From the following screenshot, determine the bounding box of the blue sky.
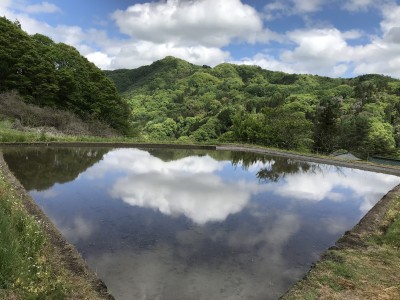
[1,0,399,78]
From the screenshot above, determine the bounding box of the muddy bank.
[0,152,114,300]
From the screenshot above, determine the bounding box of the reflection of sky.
[89,149,266,224]
[23,148,400,300]
[84,149,400,224]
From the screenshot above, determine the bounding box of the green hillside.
[106,56,400,157]
[0,17,130,134]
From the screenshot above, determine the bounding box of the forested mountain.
[105,56,400,157]
[0,17,130,134]
[1,14,399,158]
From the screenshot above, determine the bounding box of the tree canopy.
[0,17,130,134]
[106,56,400,157]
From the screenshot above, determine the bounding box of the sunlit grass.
[0,171,67,299]
[283,197,400,299]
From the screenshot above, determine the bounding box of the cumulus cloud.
[380,3,400,34]
[342,0,375,11]
[107,41,229,69]
[264,0,324,20]
[0,0,12,15]
[24,1,60,14]
[86,51,113,69]
[112,0,269,47]
[292,0,324,13]
[238,17,400,78]
[231,53,297,74]
[342,0,393,12]
[234,28,356,77]
[232,1,400,77]
[3,0,400,76]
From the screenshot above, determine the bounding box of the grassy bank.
[0,169,68,299]
[0,161,110,299]
[283,194,400,299]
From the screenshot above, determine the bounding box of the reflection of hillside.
[231,152,318,182]
[146,148,209,162]
[4,147,109,191]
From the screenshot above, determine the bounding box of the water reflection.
[93,149,266,224]
[88,212,302,300]
[3,147,108,191]
[3,147,400,300]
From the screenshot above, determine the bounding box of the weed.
[0,170,68,299]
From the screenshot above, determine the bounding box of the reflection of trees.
[4,147,109,191]
[256,159,318,182]
[231,151,320,182]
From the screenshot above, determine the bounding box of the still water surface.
[4,147,400,300]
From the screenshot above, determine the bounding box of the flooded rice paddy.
[4,147,399,300]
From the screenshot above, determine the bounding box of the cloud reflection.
[275,166,399,213]
[55,217,94,244]
[86,149,400,224]
[86,213,303,300]
[88,149,266,225]
[86,148,223,177]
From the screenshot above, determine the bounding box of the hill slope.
[106,56,400,157]
[0,17,130,134]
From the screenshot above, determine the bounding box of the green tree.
[313,96,343,153]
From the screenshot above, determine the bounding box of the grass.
[0,170,67,299]
[0,118,217,145]
[282,196,400,300]
[0,163,108,299]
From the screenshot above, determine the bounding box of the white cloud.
[342,0,375,11]
[231,53,297,74]
[2,0,400,76]
[237,28,355,77]
[380,3,400,34]
[108,41,229,70]
[24,1,60,14]
[292,0,323,13]
[112,0,269,47]
[0,0,12,15]
[86,51,113,69]
[283,28,351,64]
[264,0,324,20]
[240,20,400,78]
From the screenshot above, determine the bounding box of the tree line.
[106,57,400,158]
[0,17,130,134]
